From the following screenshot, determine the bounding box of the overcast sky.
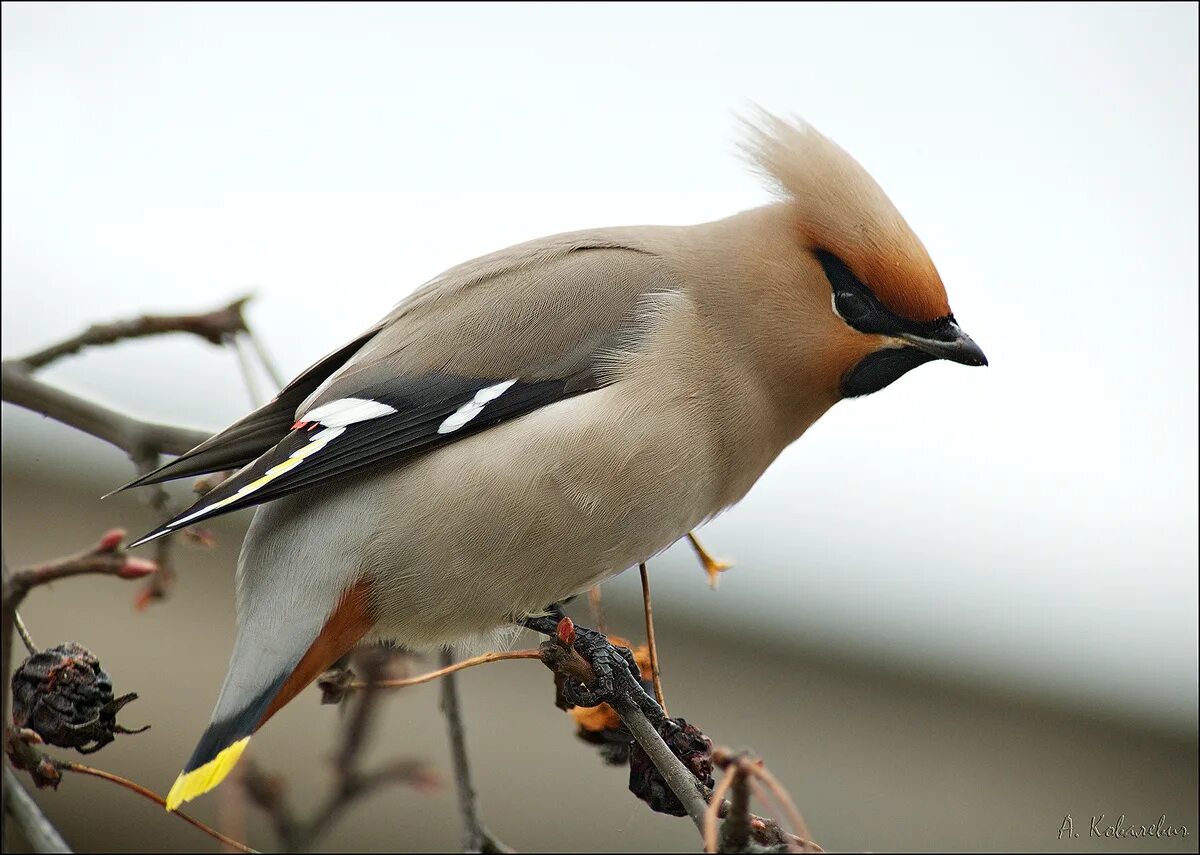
[3,2,1197,729]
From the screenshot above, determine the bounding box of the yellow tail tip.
[165,736,250,811]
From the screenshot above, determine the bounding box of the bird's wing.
[114,329,382,491]
[128,233,676,546]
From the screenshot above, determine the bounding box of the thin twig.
[13,611,37,655]
[720,763,753,853]
[244,326,286,390]
[639,563,668,716]
[746,778,791,846]
[439,649,484,853]
[229,335,263,407]
[62,761,257,853]
[218,765,248,855]
[14,297,251,371]
[244,651,437,852]
[702,765,738,854]
[348,650,541,691]
[587,585,607,635]
[130,450,181,607]
[746,762,811,843]
[2,530,157,606]
[3,764,71,853]
[1,532,156,765]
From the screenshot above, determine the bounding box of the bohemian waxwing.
[119,113,987,810]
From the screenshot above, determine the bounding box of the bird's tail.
[165,580,373,811]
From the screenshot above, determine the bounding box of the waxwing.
[117,113,986,809]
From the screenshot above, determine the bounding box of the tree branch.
[1,532,156,781]
[2,764,71,853]
[0,363,209,459]
[439,650,485,853]
[14,297,251,371]
[615,701,710,832]
[62,761,257,853]
[243,650,438,852]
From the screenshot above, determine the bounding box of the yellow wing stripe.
[165,736,250,811]
[170,429,344,529]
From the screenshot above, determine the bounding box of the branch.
[5,728,256,853]
[63,761,257,853]
[1,532,156,774]
[0,363,209,458]
[14,297,251,371]
[2,530,157,606]
[2,764,71,853]
[0,296,265,464]
[342,649,541,694]
[639,563,668,715]
[439,650,482,851]
[244,650,438,852]
[616,701,710,832]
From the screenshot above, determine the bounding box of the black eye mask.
[815,250,969,398]
[816,250,951,339]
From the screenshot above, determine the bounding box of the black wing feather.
[127,372,598,546]
[115,329,379,491]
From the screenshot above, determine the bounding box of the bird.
[118,113,987,811]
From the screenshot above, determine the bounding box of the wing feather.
[115,329,380,491]
[125,235,677,547]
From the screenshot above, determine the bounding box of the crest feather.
[739,109,951,323]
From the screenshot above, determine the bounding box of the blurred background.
[2,2,1196,852]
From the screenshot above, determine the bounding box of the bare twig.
[3,764,71,853]
[229,335,263,407]
[244,651,438,852]
[439,649,484,853]
[13,611,38,655]
[746,762,812,844]
[0,363,209,459]
[244,327,286,391]
[1,531,156,763]
[347,649,541,691]
[0,297,272,481]
[719,763,753,853]
[62,761,258,853]
[14,297,251,371]
[129,450,181,607]
[2,530,157,605]
[639,563,668,716]
[708,749,824,853]
[587,585,607,635]
[617,702,709,832]
[702,763,738,853]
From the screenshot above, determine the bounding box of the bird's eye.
[834,291,870,323]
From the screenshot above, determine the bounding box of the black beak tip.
[960,337,988,368]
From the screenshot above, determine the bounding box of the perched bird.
[121,114,986,810]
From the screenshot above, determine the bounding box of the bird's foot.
[521,609,664,724]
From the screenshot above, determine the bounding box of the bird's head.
[740,112,987,401]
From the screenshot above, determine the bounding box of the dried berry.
[629,717,715,816]
[10,642,148,753]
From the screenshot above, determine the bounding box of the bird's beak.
[900,320,988,367]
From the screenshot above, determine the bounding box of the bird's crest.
[740,109,951,323]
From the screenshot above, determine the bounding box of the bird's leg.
[686,531,732,589]
[521,606,665,724]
